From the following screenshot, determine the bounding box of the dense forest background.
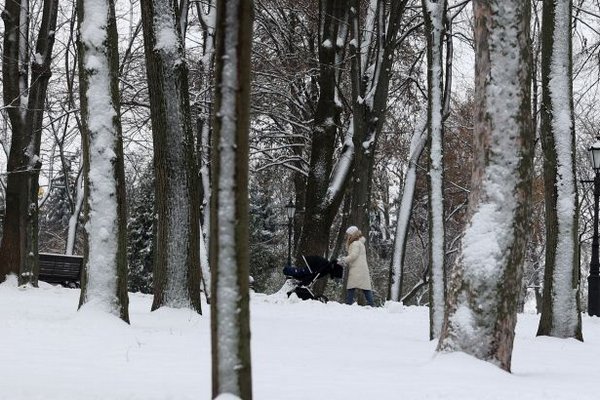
[1,0,599,308]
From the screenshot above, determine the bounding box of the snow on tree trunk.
[537,0,582,340]
[296,0,348,259]
[76,0,129,322]
[199,221,211,298]
[210,0,253,398]
[389,118,426,301]
[437,0,533,372]
[196,0,217,300]
[348,0,406,236]
[140,0,202,313]
[423,0,447,340]
[0,0,58,285]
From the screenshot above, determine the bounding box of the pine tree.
[127,166,155,294]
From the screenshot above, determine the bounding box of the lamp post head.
[285,199,296,220]
[590,136,600,173]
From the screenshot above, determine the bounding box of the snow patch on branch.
[153,6,181,56]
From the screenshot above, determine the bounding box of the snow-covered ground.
[1,276,597,400]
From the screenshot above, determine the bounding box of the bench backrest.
[39,253,83,284]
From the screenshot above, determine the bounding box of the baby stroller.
[283,255,344,303]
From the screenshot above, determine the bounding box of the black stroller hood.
[283,255,343,280]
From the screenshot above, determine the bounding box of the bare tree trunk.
[437,0,533,372]
[196,0,217,299]
[65,170,84,255]
[423,0,447,340]
[296,0,348,258]
[537,0,582,340]
[348,0,407,235]
[140,0,202,313]
[0,0,58,285]
[76,0,129,322]
[389,119,426,301]
[210,1,254,398]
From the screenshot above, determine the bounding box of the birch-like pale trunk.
[210,1,254,398]
[389,119,426,301]
[140,0,202,313]
[76,0,129,322]
[196,0,216,299]
[437,0,532,372]
[536,0,582,340]
[423,0,447,340]
[66,170,84,256]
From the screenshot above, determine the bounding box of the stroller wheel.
[317,295,328,303]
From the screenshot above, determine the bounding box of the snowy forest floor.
[0,277,597,400]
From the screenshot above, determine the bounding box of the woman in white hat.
[341,226,374,306]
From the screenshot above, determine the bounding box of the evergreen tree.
[127,166,155,294]
[248,180,282,293]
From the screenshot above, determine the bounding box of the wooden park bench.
[39,253,83,288]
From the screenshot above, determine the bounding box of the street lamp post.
[589,138,600,316]
[285,199,296,267]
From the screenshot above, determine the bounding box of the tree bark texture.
[0,0,58,285]
[296,0,347,259]
[437,0,533,372]
[140,0,202,313]
[196,0,217,300]
[76,0,130,322]
[388,122,426,301]
[348,0,407,236]
[210,1,254,398]
[537,0,582,340]
[422,0,447,340]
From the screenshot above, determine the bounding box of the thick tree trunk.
[210,1,254,398]
[537,0,582,340]
[437,0,533,372]
[76,0,129,322]
[348,0,407,236]
[423,0,447,340]
[296,0,347,258]
[140,0,202,313]
[0,0,58,285]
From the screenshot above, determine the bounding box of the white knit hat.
[345,225,359,235]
